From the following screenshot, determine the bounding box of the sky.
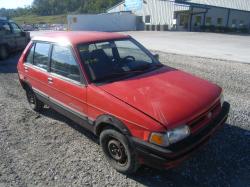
[0,0,33,9]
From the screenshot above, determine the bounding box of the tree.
[0,0,122,18]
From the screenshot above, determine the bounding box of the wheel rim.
[107,139,128,166]
[27,91,36,108]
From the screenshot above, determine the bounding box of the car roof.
[32,31,130,46]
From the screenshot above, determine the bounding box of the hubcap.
[107,139,127,165]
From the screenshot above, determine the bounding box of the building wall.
[190,7,250,28]
[181,0,250,12]
[191,7,228,27]
[229,9,250,28]
[67,12,137,32]
[107,0,250,30]
[108,0,189,28]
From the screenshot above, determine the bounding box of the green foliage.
[0,0,122,18]
[200,25,250,33]
[13,14,67,24]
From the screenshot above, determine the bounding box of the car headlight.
[149,125,190,147]
[220,93,224,107]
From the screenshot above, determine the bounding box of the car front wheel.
[25,88,44,112]
[100,129,140,174]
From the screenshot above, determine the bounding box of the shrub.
[239,27,249,33]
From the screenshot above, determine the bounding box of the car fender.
[94,114,131,136]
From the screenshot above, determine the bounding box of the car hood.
[99,66,221,129]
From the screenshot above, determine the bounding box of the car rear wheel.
[100,129,140,174]
[0,45,8,60]
[25,88,44,112]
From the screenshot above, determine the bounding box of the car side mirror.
[153,54,159,61]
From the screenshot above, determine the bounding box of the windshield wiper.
[94,64,164,84]
[133,63,163,72]
[94,70,143,83]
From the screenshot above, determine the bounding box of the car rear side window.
[33,42,50,70]
[51,45,81,82]
[25,44,35,64]
[10,23,22,34]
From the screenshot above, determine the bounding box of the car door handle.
[48,77,53,83]
[24,66,29,72]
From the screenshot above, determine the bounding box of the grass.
[12,14,67,25]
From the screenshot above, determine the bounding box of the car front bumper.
[131,102,230,169]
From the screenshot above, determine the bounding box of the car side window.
[25,44,35,64]
[0,22,11,35]
[51,45,81,82]
[33,42,50,70]
[10,23,22,34]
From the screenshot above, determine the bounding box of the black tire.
[0,45,9,60]
[100,129,140,174]
[25,87,44,112]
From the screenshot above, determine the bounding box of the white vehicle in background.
[67,12,137,32]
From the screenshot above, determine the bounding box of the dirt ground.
[0,52,249,187]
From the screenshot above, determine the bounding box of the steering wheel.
[122,56,136,62]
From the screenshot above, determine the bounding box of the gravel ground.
[0,52,249,187]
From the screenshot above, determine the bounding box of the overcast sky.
[0,0,33,9]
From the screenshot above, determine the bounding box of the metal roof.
[107,1,125,12]
[109,0,250,12]
[175,0,250,12]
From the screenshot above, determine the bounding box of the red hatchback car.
[17,32,230,174]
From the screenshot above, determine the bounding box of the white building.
[107,0,250,31]
[67,12,137,32]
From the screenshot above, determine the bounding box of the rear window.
[33,42,50,70]
[25,44,35,64]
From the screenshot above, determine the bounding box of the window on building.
[145,15,151,24]
[194,16,202,26]
[206,17,212,26]
[180,14,189,28]
[232,19,237,28]
[217,18,223,26]
[239,20,244,27]
[51,45,81,82]
[33,42,50,70]
[73,17,77,23]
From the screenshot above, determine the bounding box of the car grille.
[188,101,221,133]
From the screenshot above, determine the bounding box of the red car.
[17,32,230,174]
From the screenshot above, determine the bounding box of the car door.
[0,22,16,50]
[23,42,51,99]
[47,44,88,127]
[9,22,26,49]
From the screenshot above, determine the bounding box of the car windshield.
[78,38,162,83]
